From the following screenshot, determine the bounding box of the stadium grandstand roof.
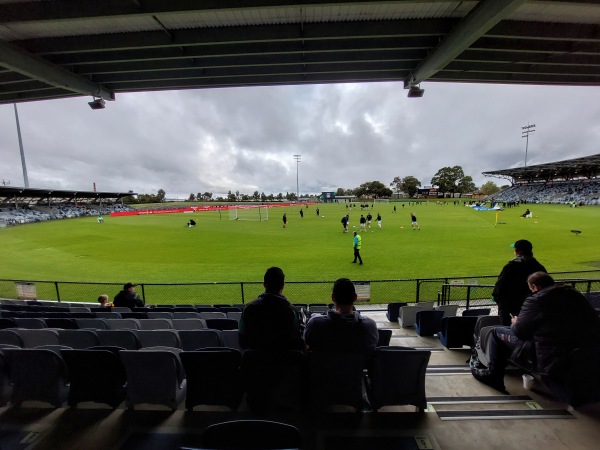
[0,186,136,206]
[482,153,600,183]
[1,0,600,106]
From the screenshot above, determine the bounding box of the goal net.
[228,205,269,221]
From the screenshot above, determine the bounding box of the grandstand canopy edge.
[0,187,136,207]
[1,1,600,105]
[482,154,600,184]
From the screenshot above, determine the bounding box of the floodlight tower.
[13,104,29,188]
[521,123,536,167]
[293,154,301,200]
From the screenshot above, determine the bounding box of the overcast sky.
[1,81,599,199]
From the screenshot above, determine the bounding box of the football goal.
[228,205,269,221]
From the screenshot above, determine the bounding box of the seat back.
[308,351,366,412]
[205,318,238,331]
[120,312,148,319]
[134,330,181,348]
[199,312,227,320]
[368,347,430,411]
[45,318,79,329]
[13,329,60,347]
[0,318,17,329]
[96,330,141,350]
[399,306,424,328]
[178,329,222,351]
[386,302,407,322]
[415,310,445,336]
[376,329,392,347]
[474,316,503,342]
[462,308,491,317]
[180,349,243,411]
[241,350,307,412]
[138,318,172,330]
[0,330,24,347]
[438,316,478,348]
[435,304,459,317]
[417,301,435,310]
[75,318,109,330]
[0,351,12,406]
[220,330,243,353]
[4,348,69,407]
[12,318,47,329]
[202,420,302,450]
[94,312,122,319]
[61,348,127,408]
[226,311,242,323]
[57,329,100,349]
[172,312,200,319]
[172,319,206,330]
[147,312,173,320]
[120,349,187,410]
[105,319,140,330]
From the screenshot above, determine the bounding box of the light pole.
[521,123,535,167]
[293,154,301,200]
[14,104,29,188]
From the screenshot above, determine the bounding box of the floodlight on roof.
[407,84,425,98]
[88,97,106,110]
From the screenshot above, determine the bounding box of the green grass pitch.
[1,202,599,287]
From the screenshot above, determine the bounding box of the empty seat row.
[0,310,241,322]
[0,346,430,413]
[0,317,243,331]
[0,328,240,352]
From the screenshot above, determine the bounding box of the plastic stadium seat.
[57,329,100,349]
[4,348,70,407]
[368,347,430,412]
[205,318,238,331]
[386,302,408,322]
[462,308,491,317]
[96,330,141,350]
[438,316,479,349]
[415,310,445,336]
[180,348,243,411]
[120,349,187,411]
[12,329,60,347]
[134,330,181,348]
[241,350,307,412]
[435,304,459,317]
[308,351,366,412]
[61,348,127,408]
[179,329,222,351]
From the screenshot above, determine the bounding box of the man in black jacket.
[473,272,600,393]
[113,282,145,309]
[238,267,303,351]
[492,239,547,325]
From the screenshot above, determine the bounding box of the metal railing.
[1,270,598,308]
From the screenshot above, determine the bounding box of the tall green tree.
[336,187,346,196]
[457,176,477,194]
[401,176,421,197]
[187,193,196,201]
[431,166,473,194]
[480,181,500,195]
[390,176,402,195]
[354,181,393,198]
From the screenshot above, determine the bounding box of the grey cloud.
[2,82,600,198]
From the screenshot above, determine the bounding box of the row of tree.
[128,165,504,203]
